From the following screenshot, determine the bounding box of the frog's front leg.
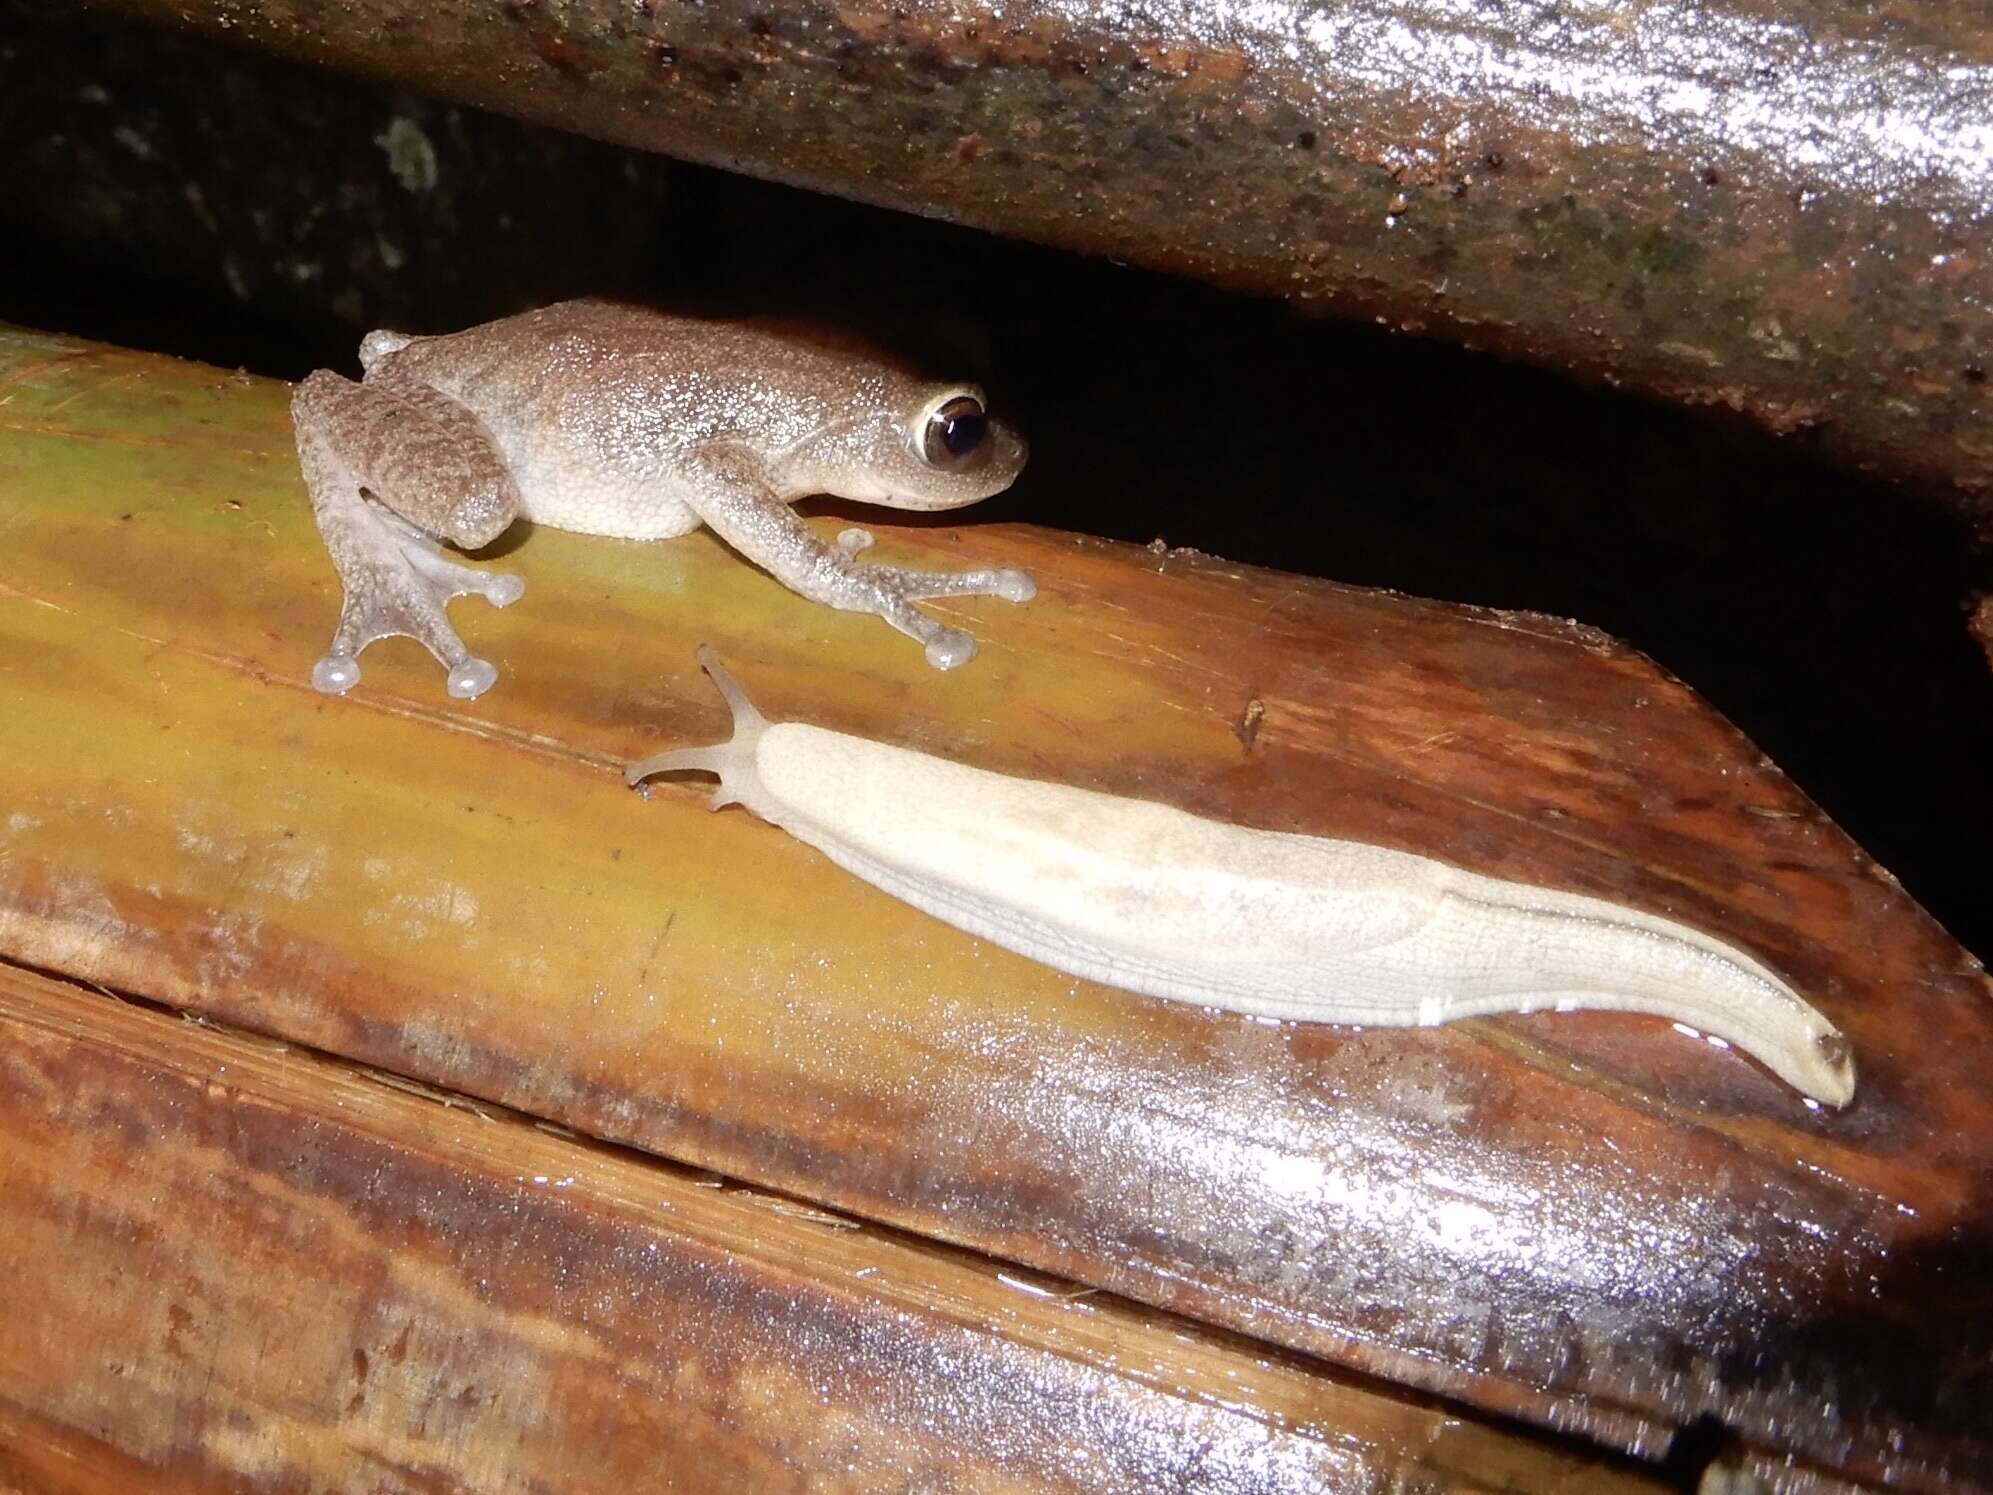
[291,371,525,700]
[682,445,1035,670]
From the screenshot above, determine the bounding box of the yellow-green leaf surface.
[2,325,1988,1487]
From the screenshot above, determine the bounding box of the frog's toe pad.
[447,658,499,699]
[992,570,1035,603]
[484,573,526,608]
[836,527,876,556]
[313,653,362,695]
[924,630,976,671]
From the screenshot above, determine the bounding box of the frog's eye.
[918,395,988,468]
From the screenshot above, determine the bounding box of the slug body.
[628,651,1855,1107]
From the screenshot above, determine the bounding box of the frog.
[290,299,1035,700]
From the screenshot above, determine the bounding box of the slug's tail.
[625,646,771,811]
[1418,878,1856,1107]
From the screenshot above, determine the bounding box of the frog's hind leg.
[292,370,524,700]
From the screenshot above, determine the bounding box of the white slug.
[627,649,1855,1107]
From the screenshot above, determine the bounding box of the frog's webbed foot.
[834,523,1033,666]
[312,508,524,699]
[837,556,1036,669]
[293,371,523,700]
[683,449,1033,671]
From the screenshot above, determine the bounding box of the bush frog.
[291,299,1034,699]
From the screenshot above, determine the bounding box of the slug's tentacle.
[624,646,770,811]
[626,653,1856,1107]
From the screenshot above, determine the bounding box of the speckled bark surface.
[66,0,1993,511]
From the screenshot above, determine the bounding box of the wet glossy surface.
[1109,0,1992,209]
[2,331,1989,1487]
[83,0,1993,508]
[4,965,1668,1492]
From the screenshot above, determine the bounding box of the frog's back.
[361,301,919,541]
[382,301,712,411]
[389,300,911,412]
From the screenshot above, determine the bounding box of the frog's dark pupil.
[943,411,985,455]
[929,397,986,461]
